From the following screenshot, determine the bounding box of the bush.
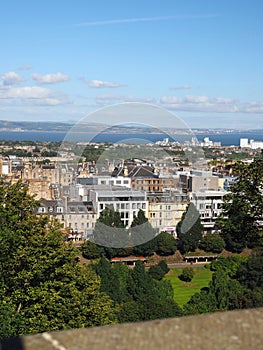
[179,267,194,282]
[199,234,226,253]
[158,260,170,274]
[148,265,166,280]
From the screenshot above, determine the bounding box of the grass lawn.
[164,266,213,307]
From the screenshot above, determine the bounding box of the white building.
[240,138,249,148]
[89,188,148,228]
[240,138,263,149]
[190,190,227,233]
[76,175,131,188]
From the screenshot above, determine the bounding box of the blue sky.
[0,0,263,129]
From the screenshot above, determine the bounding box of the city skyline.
[0,0,263,130]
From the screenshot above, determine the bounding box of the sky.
[0,0,263,130]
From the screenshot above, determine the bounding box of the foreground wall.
[1,308,263,350]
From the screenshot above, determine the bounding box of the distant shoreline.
[0,130,262,146]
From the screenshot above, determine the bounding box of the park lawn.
[164,266,213,307]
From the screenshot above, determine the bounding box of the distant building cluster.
[240,138,263,149]
[0,143,233,240]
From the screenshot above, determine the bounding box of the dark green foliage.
[93,207,130,249]
[199,234,226,253]
[133,236,157,256]
[236,254,263,290]
[131,209,148,227]
[130,210,156,252]
[183,288,217,315]
[127,261,156,302]
[210,256,246,277]
[0,181,116,338]
[217,159,263,252]
[94,259,182,323]
[209,269,229,310]
[184,254,263,316]
[81,240,105,259]
[176,203,203,254]
[95,257,128,304]
[148,265,166,280]
[155,232,177,256]
[158,260,170,274]
[179,267,194,282]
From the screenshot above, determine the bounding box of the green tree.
[199,234,226,253]
[158,260,170,274]
[93,206,130,249]
[216,159,263,252]
[176,203,203,254]
[183,287,217,315]
[156,232,177,256]
[0,181,116,338]
[130,209,156,253]
[81,240,105,260]
[127,261,156,302]
[148,265,166,280]
[179,267,194,282]
[236,254,263,291]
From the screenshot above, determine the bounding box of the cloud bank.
[31,72,69,84]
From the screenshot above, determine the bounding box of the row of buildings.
[1,154,231,239]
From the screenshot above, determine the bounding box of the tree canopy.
[216,159,263,252]
[0,180,116,338]
[176,203,203,254]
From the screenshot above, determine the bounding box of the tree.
[176,203,203,254]
[236,254,263,291]
[199,234,226,253]
[158,260,170,274]
[156,232,177,256]
[148,265,166,280]
[216,159,263,252]
[0,181,116,338]
[81,240,105,260]
[179,267,194,282]
[130,209,156,253]
[183,288,217,315]
[93,206,130,249]
[127,261,156,302]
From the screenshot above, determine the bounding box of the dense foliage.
[94,258,182,323]
[83,208,177,259]
[176,203,203,254]
[0,181,116,338]
[217,159,263,252]
[179,267,195,282]
[184,253,263,315]
[199,234,226,253]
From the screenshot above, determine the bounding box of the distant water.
[0,130,262,146]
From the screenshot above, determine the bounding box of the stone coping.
[1,308,262,350]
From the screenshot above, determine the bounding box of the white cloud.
[1,71,25,85]
[159,95,263,113]
[88,79,126,88]
[31,72,69,84]
[18,65,33,71]
[0,86,69,106]
[170,85,191,91]
[95,94,156,105]
[77,14,219,27]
